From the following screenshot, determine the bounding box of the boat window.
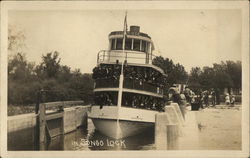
[133,39,140,51]
[125,38,132,50]
[146,42,149,53]
[116,38,123,50]
[111,38,151,53]
[141,40,147,52]
[111,39,116,50]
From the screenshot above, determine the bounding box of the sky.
[8,9,242,73]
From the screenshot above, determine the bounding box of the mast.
[116,11,127,138]
[117,11,127,109]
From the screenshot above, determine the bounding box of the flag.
[122,11,127,50]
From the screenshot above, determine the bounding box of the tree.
[69,72,94,104]
[188,67,202,92]
[198,66,215,89]
[8,25,26,57]
[172,63,188,84]
[8,51,95,106]
[188,60,241,94]
[8,53,41,105]
[224,61,241,89]
[152,56,174,74]
[39,51,61,78]
[213,62,233,89]
[152,56,188,87]
[8,53,35,82]
[57,65,72,83]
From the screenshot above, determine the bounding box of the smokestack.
[130,26,140,34]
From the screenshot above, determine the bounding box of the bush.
[8,52,94,107]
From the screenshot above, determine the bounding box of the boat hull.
[88,106,158,139]
[91,118,154,139]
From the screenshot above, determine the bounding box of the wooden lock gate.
[38,101,84,143]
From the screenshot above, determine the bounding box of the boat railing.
[123,77,163,95]
[94,77,163,95]
[97,50,157,65]
[95,78,119,88]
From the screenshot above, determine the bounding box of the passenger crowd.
[169,86,237,109]
[92,64,168,111]
[92,64,167,88]
[122,92,165,111]
[92,64,121,80]
[94,92,118,107]
[93,91,165,111]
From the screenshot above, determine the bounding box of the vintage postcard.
[0,1,249,158]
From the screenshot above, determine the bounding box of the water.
[8,119,155,151]
[8,106,242,151]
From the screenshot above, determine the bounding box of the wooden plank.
[38,101,86,143]
[46,117,64,137]
[61,111,64,135]
[39,103,46,143]
[42,101,84,108]
[46,112,64,120]
[45,122,52,140]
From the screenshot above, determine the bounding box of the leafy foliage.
[152,56,188,88]
[8,52,94,105]
[188,61,241,93]
[152,56,241,95]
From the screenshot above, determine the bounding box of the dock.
[155,103,200,150]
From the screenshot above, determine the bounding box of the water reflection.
[8,119,155,150]
[55,119,155,150]
[88,129,155,150]
[51,120,155,150]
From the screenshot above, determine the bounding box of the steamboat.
[88,17,168,139]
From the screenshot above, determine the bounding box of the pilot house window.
[141,40,147,52]
[116,38,123,50]
[125,38,132,50]
[133,39,140,51]
[111,39,116,50]
[110,38,150,53]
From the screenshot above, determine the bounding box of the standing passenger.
[225,93,230,105]
[230,95,235,106]
[204,91,209,107]
[211,89,216,106]
[184,87,191,103]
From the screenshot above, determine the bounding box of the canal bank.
[7,104,241,150]
[8,105,90,150]
[154,104,242,150]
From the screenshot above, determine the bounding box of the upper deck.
[92,25,167,110]
[98,26,156,66]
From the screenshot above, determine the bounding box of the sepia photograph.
[0,1,249,158]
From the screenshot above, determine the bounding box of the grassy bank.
[8,104,35,116]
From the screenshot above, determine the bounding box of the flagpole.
[117,11,127,109]
[123,11,127,61]
[116,11,127,139]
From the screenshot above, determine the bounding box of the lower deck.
[88,106,159,123]
[88,106,158,139]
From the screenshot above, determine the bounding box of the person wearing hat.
[169,87,186,119]
[225,93,230,105]
[184,87,191,103]
[230,95,235,106]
